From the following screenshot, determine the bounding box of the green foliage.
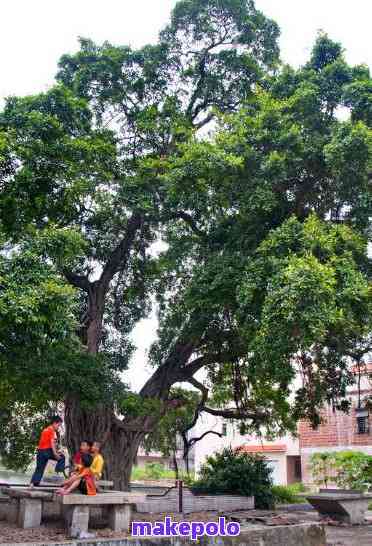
[308,31,343,71]
[0,246,78,405]
[310,450,372,492]
[143,463,166,480]
[0,2,370,475]
[309,452,337,488]
[333,451,372,492]
[271,483,307,504]
[237,214,371,427]
[151,30,371,440]
[143,388,200,460]
[131,464,178,481]
[193,447,274,509]
[0,405,50,471]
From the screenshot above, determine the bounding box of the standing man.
[30,415,66,486]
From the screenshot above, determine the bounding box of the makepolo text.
[131,516,240,541]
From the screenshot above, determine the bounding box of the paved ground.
[327,524,372,546]
[278,508,372,546]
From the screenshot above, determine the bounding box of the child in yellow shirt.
[90,441,104,480]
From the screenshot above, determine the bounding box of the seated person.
[72,441,92,473]
[57,453,96,496]
[90,441,104,480]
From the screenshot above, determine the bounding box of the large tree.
[0,3,370,491]
[0,0,280,488]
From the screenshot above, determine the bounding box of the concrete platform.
[57,492,146,537]
[306,492,372,524]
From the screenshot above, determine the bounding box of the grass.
[131,463,193,481]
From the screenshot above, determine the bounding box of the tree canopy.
[0,0,370,486]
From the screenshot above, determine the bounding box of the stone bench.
[2,486,145,536]
[34,479,114,488]
[57,491,146,538]
[4,488,54,528]
[306,491,372,524]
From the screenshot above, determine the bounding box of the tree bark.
[63,238,206,490]
[64,397,146,490]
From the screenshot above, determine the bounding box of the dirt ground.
[0,510,372,545]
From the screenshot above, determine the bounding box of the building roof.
[236,444,287,454]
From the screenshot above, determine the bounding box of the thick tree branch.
[180,376,210,466]
[183,377,209,432]
[140,341,196,398]
[186,57,207,120]
[99,212,143,295]
[175,349,242,383]
[168,211,206,237]
[175,356,210,382]
[194,113,215,130]
[188,429,223,447]
[63,270,91,292]
[203,406,268,422]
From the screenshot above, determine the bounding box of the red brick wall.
[299,401,372,449]
[299,398,372,484]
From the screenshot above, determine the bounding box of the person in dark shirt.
[72,440,92,473]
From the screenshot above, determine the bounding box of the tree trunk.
[64,285,156,490]
[64,397,145,490]
[62,214,160,490]
[102,428,145,491]
[63,272,195,490]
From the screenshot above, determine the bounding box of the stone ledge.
[0,522,326,546]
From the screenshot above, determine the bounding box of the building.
[299,361,372,484]
[193,360,372,486]
[192,412,302,485]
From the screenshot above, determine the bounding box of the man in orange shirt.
[30,416,65,486]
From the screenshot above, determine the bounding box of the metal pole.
[178,479,183,513]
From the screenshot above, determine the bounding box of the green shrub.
[333,451,372,492]
[309,450,372,492]
[272,483,307,504]
[309,452,336,488]
[131,464,175,481]
[192,447,274,509]
[144,462,165,479]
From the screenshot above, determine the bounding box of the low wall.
[130,484,169,495]
[0,523,326,546]
[0,496,8,521]
[136,486,254,513]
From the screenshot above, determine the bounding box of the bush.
[309,450,372,492]
[272,483,307,504]
[131,464,176,481]
[144,462,165,479]
[333,451,372,492]
[192,447,274,509]
[309,452,336,488]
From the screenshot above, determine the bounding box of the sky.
[1,0,371,390]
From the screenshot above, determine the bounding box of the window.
[357,416,369,434]
[294,458,302,480]
[356,407,369,434]
[222,422,227,436]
